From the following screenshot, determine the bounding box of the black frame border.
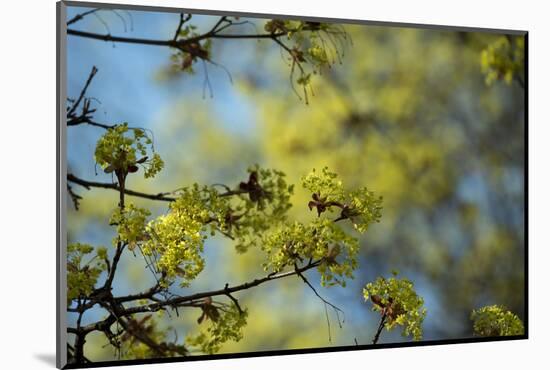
[57,1,529,369]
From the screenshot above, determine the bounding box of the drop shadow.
[34,353,56,367]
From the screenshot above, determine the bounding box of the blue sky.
[66,7,258,178]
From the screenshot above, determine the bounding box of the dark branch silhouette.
[372,312,387,345]
[68,258,323,362]
[67,28,286,47]
[66,66,116,130]
[67,9,101,26]
[68,173,177,202]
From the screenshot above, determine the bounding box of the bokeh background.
[66,6,525,361]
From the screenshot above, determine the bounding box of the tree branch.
[67,242,322,362]
[67,9,101,26]
[294,265,344,317]
[294,264,344,342]
[67,28,177,47]
[103,172,127,292]
[115,316,170,356]
[66,66,117,131]
[173,13,191,41]
[67,343,91,364]
[67,184,82,210]
[114,284,163,303]
[67,66,97,118]
[67,27,285,47]
[72,299,87,363]
[372,312,387,345]
[67,173,254,203]
[114,260,322,315]
[67,173,177,202]
[67,116,114,129]
[224,283,244,314]
[68,314,117,336]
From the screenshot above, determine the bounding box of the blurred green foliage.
[481,36,525,86]
[471,305,524,336]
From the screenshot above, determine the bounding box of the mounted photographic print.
[56,1,527,368]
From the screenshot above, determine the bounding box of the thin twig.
[67,184,82,210]
[67,9,100,26]
[67,66,98,117]
[372,312,387,345]
[173,13,191,41]
[224,283,244,314]
[294,264,345,342]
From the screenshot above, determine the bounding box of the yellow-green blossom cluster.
[302,167,383,232]
[103,166,295,287]
[481,36,524,86]
[186,303,248,354]
[262,218,359,287]
[242,165,294,214]
[471,305,524,337]
[363,272,427,341]
[227,165,294,252]
[94,123,164,178]
[110,203,151,249]
[143,187,214,287]
[348,187,383,232]
[302,166,345,202]
[67,243,107,304]
[144,153,164,178]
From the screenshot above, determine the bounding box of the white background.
[0,0,546,368]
